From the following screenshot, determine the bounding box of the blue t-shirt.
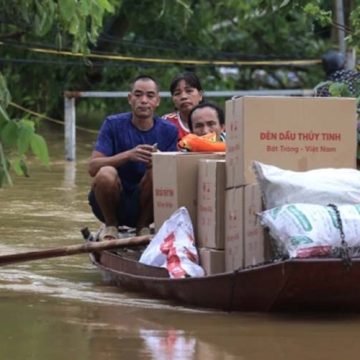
[95,112,178,192]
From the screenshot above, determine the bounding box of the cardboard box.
[243,183,265,267]
[153,152,224,236]
[197,159,226,249]
[199,248,225,275]
[225,187,244,271]
[226,96,357,187]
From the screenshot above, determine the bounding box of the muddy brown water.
[1,128,360,360]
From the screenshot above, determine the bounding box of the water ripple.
[0,268,209,313]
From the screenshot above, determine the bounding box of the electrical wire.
[9,101,99,134]
[0,41,321,67]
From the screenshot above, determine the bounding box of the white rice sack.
[259,203,360,258]
[252,161,360,210]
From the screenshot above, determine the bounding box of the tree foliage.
[0,0,119,186]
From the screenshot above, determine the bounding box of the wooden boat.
[90,247,360,312]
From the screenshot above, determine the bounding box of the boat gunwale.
[92,250,360,282]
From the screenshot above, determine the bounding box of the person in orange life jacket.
[162,72,204,139]
[88,75,178,240]
[188,102,226,142]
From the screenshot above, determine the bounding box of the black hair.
[169,72,203,95]
[188,102,225,132]
[322,50,345,76]
[130,75,159,91]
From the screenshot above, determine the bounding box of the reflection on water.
[63,160,77,188]
[140,329,196,360]
[2,127,360,359]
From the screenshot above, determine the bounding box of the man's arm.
[88,145,156,177]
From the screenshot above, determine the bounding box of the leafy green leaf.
[303,3,332,26]
[10,159,22,176]
[69,16,80,35]
[0,104,11,123]
[353,79,360,97]
[59,0,76,20]
[97,0,115,13]
[20,2,31,23]
[79,0,91,16]
[1,121,19,147]
[329,82,352,97]
[0,107,9,130]
[30,133,50,166]
[10,157,30,177]
[17,120,35,155]
[20,159,30,177]
[34,0,55,36]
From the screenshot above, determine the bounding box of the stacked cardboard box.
[197,159,226,275]
[153,152,226,276]
[152,152,224,238]
[224,96,357,271]
[196,160,265,274]
[152,96,357,275]
[223,184,265,271]
[197,159,226,249]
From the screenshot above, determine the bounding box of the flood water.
[1,126,360,360]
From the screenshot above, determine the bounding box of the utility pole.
[335,0,346,55]
[335,0,355,69]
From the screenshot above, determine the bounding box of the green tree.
[0,0,120,186]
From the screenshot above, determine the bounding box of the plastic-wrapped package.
[259,203,360,258]
[139,207,204,278]
[253,161,360,210]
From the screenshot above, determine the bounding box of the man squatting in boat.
[88,75,178,241]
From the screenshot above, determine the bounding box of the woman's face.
[171,80,203,116]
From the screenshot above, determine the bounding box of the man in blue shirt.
[88,75,178,240]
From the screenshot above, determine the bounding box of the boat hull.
[91,251,360,312]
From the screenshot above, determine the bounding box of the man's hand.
[88,144,159,177]
[128,144,157,164]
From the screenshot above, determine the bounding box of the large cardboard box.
[199,248,225,275]
[225,184,266,271]
[153,152,224,236]
[225,187,244,271]
[226,96,357,187]
[197,159,226,249]
[243,183,265,267]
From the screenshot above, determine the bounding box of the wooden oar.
[0,234,151,266]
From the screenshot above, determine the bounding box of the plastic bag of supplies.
[252,161,360,210]
[139,207,205,278]
[259,203,360,258]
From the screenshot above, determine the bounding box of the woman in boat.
[162,72,204,139]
